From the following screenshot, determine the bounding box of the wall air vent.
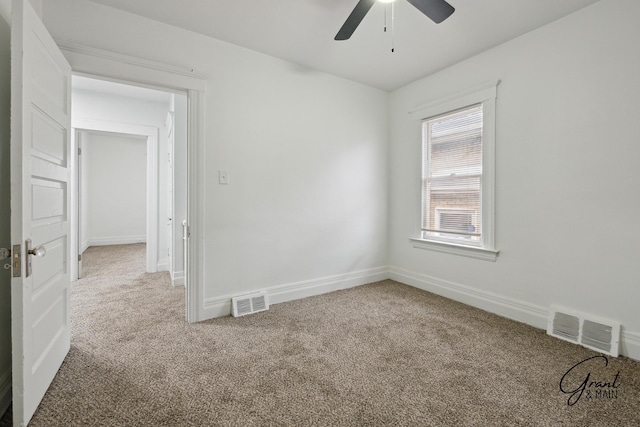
[231,292,269,317]
[551,311,580,342]
[547,306,620,357]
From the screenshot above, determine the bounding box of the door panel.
[10,0,72,425]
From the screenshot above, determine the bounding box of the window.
[410,81,499,261]
[422,104,483,244]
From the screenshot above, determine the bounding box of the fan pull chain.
[383,3,395,53]
[391,1,395,53]
[384,5,388,33]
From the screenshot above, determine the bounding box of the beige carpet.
[5,244,640,426]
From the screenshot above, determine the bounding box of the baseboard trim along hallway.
[202,266,390,319]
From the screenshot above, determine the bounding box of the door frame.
[57,41,207,323]
[73,125,159,276]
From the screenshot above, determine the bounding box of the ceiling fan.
[335,0,455,41]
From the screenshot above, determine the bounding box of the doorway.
[57,41,207,325]
[76,130,148,277]
[70,76,189,289]
[6,8,206,423]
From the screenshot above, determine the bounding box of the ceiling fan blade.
[335,0,377,41]
[407,0,455,24]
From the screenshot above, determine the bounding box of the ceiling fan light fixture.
[335,0,454,41]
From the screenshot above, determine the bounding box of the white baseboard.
[389,266,549,330]
[87,235,146,247]
[0,368,11,418]
[156,259,169,272]
[201,266,390,320]
[621,331,640,361]
[195,263,640,361]
[80,239,89,254]
[171,271,185,287]
[390,266,640,361]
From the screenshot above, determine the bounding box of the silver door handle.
[28,245,46,257]
[25,239,47,277]
[25,239,46,257]
[25,239,45,278]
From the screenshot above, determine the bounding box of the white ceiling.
[86,0,601,92]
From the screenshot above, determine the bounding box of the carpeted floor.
[3,243,640,426]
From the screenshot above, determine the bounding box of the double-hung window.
[411,82,499,261]
[422,104,483,244]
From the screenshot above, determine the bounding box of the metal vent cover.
[582,319,614,353]
[552,311,580,342]
[547,306,620,357]
[231,292,269,317]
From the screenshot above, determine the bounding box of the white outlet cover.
[219,170,229,184]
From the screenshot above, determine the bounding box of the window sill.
[410,238,499,262]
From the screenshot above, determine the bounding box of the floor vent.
[231,292,269,317]
[547,306,620,357]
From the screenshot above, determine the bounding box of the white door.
[10,1,72,425]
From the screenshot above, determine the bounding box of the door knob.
[25,239,46,278]
[28,245,46,257]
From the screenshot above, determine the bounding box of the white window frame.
[409,80,500,261]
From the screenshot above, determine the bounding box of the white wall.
[81,131,147,248]
[389,0,640,358]
[0,10,11,416]
[0,2,9,26]
[72,89,172,269]
[43,0,390,314]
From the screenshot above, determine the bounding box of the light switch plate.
[219,170,230,185]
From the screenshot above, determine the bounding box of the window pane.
[429,136,482,177]
[422,104,483,244]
